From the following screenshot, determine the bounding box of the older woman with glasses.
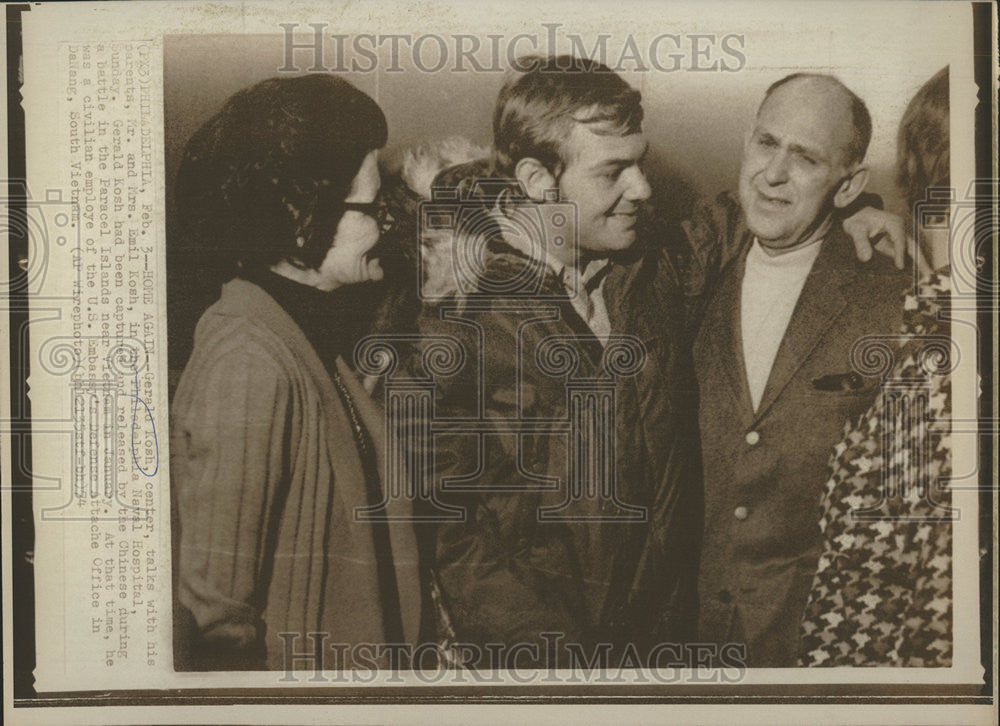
[170,74,421,671]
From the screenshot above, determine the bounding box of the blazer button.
[717,589,733,604]
[734,506,749,521]
[745,431,760,445]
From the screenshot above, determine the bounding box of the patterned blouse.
[799,271,953,667]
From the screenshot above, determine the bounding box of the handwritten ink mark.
[122,371,159,477]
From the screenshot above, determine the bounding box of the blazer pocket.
[801,385,878,410]
[811,372,866,392]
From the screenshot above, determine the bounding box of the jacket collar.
[752,226,857,420]
[489,201,612,303]
[713,247,756,428]
[710,224,861,425]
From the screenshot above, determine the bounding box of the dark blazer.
[692,225,908,667]
[418,236,702,668]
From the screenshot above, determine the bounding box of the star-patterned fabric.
[799,271,953,667]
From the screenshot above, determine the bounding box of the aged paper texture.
[2,1,996,724]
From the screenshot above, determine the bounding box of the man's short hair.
[761,72,872,167]
[491,55,643,178]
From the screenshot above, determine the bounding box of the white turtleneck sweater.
[740,237,824,411]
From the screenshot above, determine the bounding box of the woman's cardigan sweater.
[171,278,421,670]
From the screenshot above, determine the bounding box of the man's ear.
[514,157,558,201]
[832,165,870,209]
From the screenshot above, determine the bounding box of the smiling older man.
[693,73,911,667]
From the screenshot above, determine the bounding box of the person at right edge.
[693,73,911,667]
[799,67,954,667]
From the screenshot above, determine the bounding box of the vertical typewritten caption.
[60,41,161,669]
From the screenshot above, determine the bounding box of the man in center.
[418,57,702,669]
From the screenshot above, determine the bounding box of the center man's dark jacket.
[416,216,703,669]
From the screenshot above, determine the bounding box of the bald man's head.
[759,73,872,166]
[739,73,873,251]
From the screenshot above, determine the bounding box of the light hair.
[897,67,949,211]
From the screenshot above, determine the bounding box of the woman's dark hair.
[897,67,949,211]
[175,74,388,276]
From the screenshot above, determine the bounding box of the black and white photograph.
[1,1,996,724]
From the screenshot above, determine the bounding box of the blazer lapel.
[752,230,854,420]
[713,250,756,427]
